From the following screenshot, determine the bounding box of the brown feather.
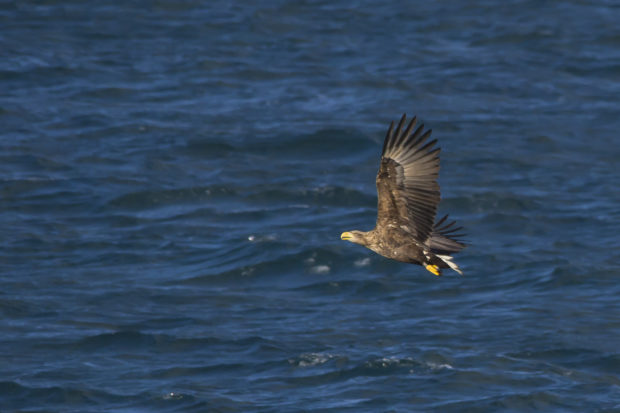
[376,115,440,243]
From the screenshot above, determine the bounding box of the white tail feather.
[436,254,463,275]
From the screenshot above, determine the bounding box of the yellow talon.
[425,264,441,276]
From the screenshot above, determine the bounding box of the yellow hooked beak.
[340,232,353,241]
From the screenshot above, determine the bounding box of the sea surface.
[2,1,620,412]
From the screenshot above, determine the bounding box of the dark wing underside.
[430,214,466,254]
[376,114,440,243]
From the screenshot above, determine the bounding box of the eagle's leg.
[425,264,441,276]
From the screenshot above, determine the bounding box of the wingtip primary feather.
[390,114,407,151]
[381,120,394,156]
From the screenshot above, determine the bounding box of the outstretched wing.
[375,114,440,243]
[429,214,466,254]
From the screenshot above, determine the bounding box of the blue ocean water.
[2,0,620,411]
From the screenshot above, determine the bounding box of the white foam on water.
[310,265,330,274]
[354,257,371,267]
[289,352,337,367]
[426,361,454,370]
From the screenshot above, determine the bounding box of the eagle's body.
[354,228,429,264]
[341,114,465,276]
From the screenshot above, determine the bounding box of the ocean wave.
[284,353,456,388]
[74,331,282,354]
[288,352,345,368]
[0,381,132,410]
